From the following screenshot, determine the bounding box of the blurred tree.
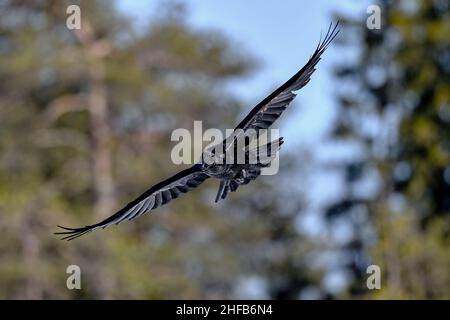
[328,0,450,298]
[0,0,322,299]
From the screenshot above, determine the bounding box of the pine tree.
[0,0,322,298]
[328,0,450,298]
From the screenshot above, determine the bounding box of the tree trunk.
[73,22,115,218]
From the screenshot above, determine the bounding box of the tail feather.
[215,180,227,203]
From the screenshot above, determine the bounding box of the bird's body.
[56,23,339,240]
[202,135,284,201]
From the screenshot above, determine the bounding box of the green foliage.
[332,0,450,298]
[2,0,447,300]
[0,0,313,299]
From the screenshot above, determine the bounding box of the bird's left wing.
[233,22,339,135]
[55,164,209,240]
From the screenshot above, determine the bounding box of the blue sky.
[115,0,372,221]
[116,0,370,146]
[115,0,373,296]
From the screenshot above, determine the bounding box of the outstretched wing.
[56,164,209,240]
[235,22,339,134]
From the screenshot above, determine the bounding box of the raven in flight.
[56,22,339,240]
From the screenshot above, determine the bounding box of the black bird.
[56,23,339,240]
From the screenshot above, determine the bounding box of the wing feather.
[235,22,339,134]
[55,164,209,240]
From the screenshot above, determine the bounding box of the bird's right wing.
[55,164,209,240]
